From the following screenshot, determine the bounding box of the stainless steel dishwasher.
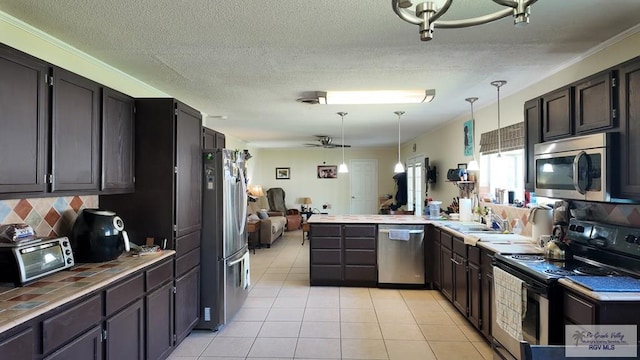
[377,224,425,285]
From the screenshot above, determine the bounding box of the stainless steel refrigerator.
[197,149,250,331]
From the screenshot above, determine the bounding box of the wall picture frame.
[463,119,474,156]
[275,167,290,179]
[317,165,338,179]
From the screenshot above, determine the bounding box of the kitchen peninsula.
[0,251,175,360]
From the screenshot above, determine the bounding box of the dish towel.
[388,229,411,241]
[463,234,481,246]
[493,266,527,341]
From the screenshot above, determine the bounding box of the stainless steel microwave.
[534,133,612,202]
[0,237,75,285]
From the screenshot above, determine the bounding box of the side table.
[301,222,310,245]
[247,220,261,253]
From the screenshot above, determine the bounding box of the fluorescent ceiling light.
[317,89,435,105]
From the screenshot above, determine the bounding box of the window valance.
[479,122,524,155]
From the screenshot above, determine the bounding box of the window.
[479,149,524,203]
[406,155,423,212]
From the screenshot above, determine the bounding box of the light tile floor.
[169,230,494,360]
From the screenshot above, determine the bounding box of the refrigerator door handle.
[237,164,248,235]
[228,256,244,267]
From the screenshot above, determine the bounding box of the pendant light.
[465,97,480,171]
[491,80,507,158]
[394,111,405,173]
[337,112,349,173]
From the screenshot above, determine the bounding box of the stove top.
[495,219,640,286]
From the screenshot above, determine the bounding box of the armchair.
[266,187,302,231]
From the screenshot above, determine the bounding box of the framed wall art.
[275,167,290,179]
[317,165,337,179]
[463,119,474,156]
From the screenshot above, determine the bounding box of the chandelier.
[392,0,537,41]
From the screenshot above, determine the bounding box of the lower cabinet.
[452,237,468,316]
[467,246,481,329]
[45,325,103,360]
[0,328,34,360]
[175,265,200,344]
[480,249,495,340]
[310,224,377,286]
[0,256,176,360]
[105,299,144,360]
[440,245,454,301]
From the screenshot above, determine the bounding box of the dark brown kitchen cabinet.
[467,246,481,329]
[105,299,144,360]
[480,248,494,340]
[617,57,640,199]
[45,325,103,360]
[574,70,616,134]
[0,328,34,360]
[101,87,135,194]
[147,281,174,360]
[343,225,377,285]
[440,234,454,302]
[51,67,100,193]
[203,127,226,149]
[523,98,541,192]
[310,224,343,285]
[542,87,573,141]
[452,237,468,316]
[175,265,200,344]
[0,45,49,196]
[427,225,441,289]
[43,294,103,354]
[100,98,202,344]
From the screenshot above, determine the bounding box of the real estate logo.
[566,325,637,357]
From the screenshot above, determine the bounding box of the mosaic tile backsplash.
[0,196,98,238]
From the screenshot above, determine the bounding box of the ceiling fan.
[304,135,351,149]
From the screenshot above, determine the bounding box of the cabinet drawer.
[344,266,377,282]
[564,291,596,324]
[344,225,376,237]
[146,259,174,291]
[441,231,453,249]
[311,249,341,265]
[106,273,144,316]
[176,247,200,277]
[345,237,376,249]
[43,294,102,354]
[0,328,34,360]
[344,249,376,265]
[311,265,341,281]
[310,237,341,249]
[453,237,466,256]
[468,246,480,265]
[175,231,200,256]
[311,224,341,237]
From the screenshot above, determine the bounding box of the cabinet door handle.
[451,257,462,265]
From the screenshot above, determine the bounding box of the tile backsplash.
[0,196,98,238]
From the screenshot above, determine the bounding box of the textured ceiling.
[2,0,640,148]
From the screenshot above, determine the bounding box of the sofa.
[248,202,286,247]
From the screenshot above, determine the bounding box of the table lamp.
[248,185,264,202]
[303,197,313,211]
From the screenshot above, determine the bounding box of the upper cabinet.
[523,98,541,192]
[203,127,225,149]
[574,70,616,134]
[50,67,100,193]
[0,44,135,199]
[0,46,49,195]
[617,58,640,198]
[542,87,573,141]
[101,88,135,193]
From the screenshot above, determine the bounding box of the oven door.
[492,265,549,360]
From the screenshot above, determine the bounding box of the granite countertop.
[0,250,175,334]
[558,278,640,302]
[307,214,431,224]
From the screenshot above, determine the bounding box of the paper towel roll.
[460,198,472,222]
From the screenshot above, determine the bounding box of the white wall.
[403,30,640,206]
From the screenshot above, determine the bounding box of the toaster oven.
[0,237,75,285]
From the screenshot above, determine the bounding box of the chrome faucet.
[490,213,510,233]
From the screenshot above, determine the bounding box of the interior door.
[349,159,378,214]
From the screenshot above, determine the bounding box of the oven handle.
[523,281,547,296]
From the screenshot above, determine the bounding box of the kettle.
[71,209,130,262]
[528,205,553,242]
[544,237,572,261]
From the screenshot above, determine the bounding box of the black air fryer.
[71,209,130,262]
